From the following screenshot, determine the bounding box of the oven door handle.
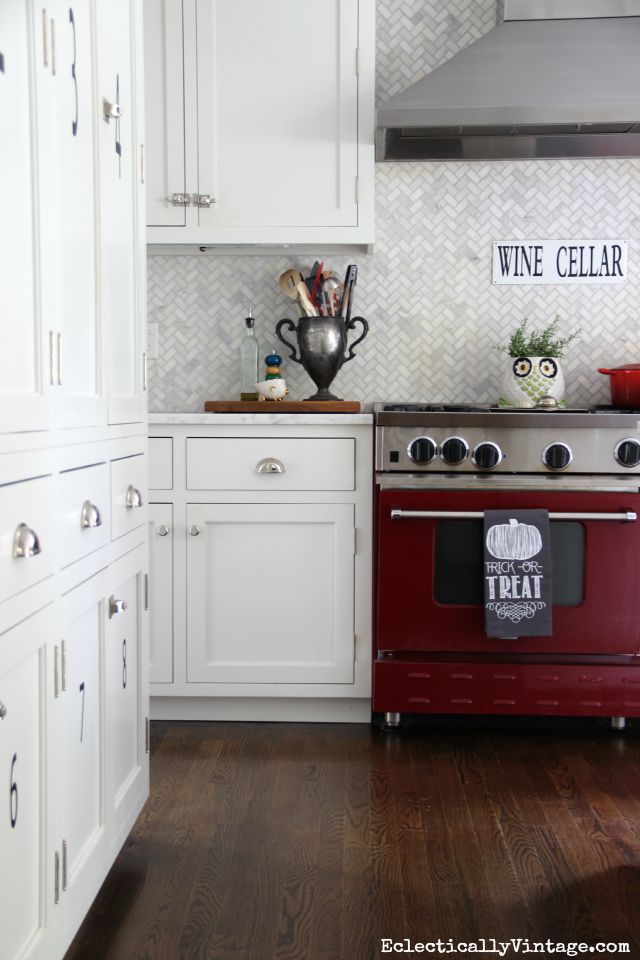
[390,509,637,522]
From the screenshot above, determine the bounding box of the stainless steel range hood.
[376,0,640,161]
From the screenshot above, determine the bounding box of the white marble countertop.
[148,412,374,425]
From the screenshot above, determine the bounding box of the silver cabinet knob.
[125,484,143,509]
[80,500,103,529]
[12,523,41,559]
[189,525,201,536]
[108,595,127,618]
[102,98,122,122]
[157,525,170,537]
[255,458,285,475]
[0,701,7,720]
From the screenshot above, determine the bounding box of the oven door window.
[434,520,584,606]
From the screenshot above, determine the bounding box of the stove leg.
[611,716,627,731]
[383,711,402,729]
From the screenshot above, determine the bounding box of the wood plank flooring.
[64,718,640,960]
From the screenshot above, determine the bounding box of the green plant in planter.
[498,316,580,358]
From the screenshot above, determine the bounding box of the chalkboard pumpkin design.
[486,518,542,560]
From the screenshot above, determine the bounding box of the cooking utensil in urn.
[598,364,640,407]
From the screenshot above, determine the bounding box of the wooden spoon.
[297,281,317,317]
[278,268,304,299]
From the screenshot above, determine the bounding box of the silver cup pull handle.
[125,484,143,509]
[80,500,103,529]
[108,596,127,618]
[157,525,170,537]
[256,458,286,475]
[12,523,41,559]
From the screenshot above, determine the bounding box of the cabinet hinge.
[352,527,357,556]
[50,17,56,76]
[61,639,67,692]
[54,645,60,698]
[42,10,49,68]
[61,839,68,892]
[54,851,60,904]
[140,144,145,185]
[355,47,360,76]
[49,330,56,386]
[142,352,148,391]
[355,176,360,204]
[57,332,63,385]
[144,573,149,611]
[145,716,150,754]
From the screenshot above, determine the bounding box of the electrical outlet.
[147,323,159,360]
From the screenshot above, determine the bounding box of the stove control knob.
[408,436,438,464]
[441,436,469,465]
[543,442,572,471]
[472,441,503,470]
[615,438,640,468]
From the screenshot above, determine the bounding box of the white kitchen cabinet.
[149,504,174,683]
[187,502,355,684]
[96,0,146,424]
[149,416,373,721]
[0,607,55,960]
[0,3,51,434]
[144,0,375,245]
[36,0,104,430]
[104,546,149,853]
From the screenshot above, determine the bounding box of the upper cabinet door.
[196,0,358,230]
[0,3,51,434]
[95,0,145,424]
[143,0,186,227]
[145,0,374,244]
[36,0,105,429]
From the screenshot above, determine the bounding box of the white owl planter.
[499,356,565,408]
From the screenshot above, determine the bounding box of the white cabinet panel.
[0,3,50,433]
[143,0,186,226]
[196,0,358,229]
[110,453,147,541]
[36,0,103,429]
[96,0,144,424]
[0,607,54,960]
[187,502,355,683]
[59,463,110,567]
[149,504,173,682]
[0,475,56,606]
[186,437,355,491]
[149,437,173,489]
[104,549,148,845]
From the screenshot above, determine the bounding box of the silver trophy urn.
[275,315,369,401]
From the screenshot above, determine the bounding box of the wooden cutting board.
[204,400,361,413]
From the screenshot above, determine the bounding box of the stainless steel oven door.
[375,475,640,657]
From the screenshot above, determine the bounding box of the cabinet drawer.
[186,437,355,491]
[149,437,173,490]
[110,454,147,540]
[0,474,56,605]
[60,462,110,567]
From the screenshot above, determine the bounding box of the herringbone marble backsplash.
[148,0,640,412]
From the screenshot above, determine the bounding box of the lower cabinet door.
[0,607,56,960]
[186,503,355,684]
[56,572,108,947]
[104,546,149,850]
[148,503,173,683]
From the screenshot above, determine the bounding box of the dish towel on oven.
[483,509,552,638]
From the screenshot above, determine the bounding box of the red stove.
[373,403,640,729]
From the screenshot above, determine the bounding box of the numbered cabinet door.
[36,0,104,429]
[57,574,107,942]
[104,548,149,847]
[195,0,359,230]
[0,607,55,960]
[143,0,186,227]
[149,504,173,683]
[186,503,355,684]
[0,3,51,433]
[95,0,145,425]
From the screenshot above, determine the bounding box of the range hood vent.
[376,0,640,161]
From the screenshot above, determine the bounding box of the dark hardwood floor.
[64,718,640,960]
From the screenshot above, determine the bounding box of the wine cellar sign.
[492,239,628,285]
[483,510,552,638]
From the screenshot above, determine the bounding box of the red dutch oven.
[598,364,640,407]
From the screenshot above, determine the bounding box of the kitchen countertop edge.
[148,412,374,425]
